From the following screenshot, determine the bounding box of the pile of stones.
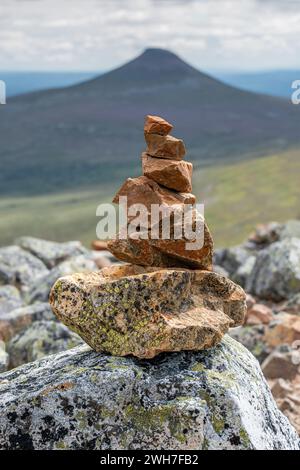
[50,116,246,359]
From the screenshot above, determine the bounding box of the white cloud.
[0,0,299,71]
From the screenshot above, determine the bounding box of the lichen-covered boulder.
[246,238,300,301]
[7,320,84,369]
[0,336,298,450]
[0,302,54,342]
[27,255,98,303]
[0,246,48,291]
[0,285,23,315]
[50,265,246,358]
[15,237,88,269]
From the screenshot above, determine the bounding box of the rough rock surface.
[0,303,55,342]
[0,285,23,315]
[262,348,299,381]
[145,134,185,160]
[246,238,300,301]
[214,246,255,285]
[108,209,214,270]
[142,153,193,192]
[245,303,273,325]
[15,237,88,269]
[50,264,246,359]
[229,325,270,363]
[7,320,83,369]
[27,255,98,303]
[264,313,300,348]
[113,176,196,213]
[0,336,298,450]
[144,115,173,136]
[0,246,48,291]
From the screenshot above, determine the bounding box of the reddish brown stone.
[245,303,273,325]
[91,240,108,251]
[142,153,192,192]
[144,115,173,136]
[112,176,195,211]
[264,313,300,347]
[145,134,186,160]
[107,208,213,270]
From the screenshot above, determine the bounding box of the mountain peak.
[141,48,181,59]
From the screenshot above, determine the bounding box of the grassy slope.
[194,148,300,246]
[0,148,299,248]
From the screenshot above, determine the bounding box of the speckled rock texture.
[0,285,23,315]
[246,238,300,301]
[0,246,48,292]
[0,302,55,342]
[27,255,98,304]
[0,335,298,450]
[15,237,88,269]
[7,320,84,369]
[50,264,246,359]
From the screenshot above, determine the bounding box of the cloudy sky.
[0,0,299,72]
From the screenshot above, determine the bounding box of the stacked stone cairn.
[50,115,246,359]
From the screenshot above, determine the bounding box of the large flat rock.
[50,265,246,358]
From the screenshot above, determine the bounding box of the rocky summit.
[50,115,246,358]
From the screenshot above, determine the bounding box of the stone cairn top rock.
[50,115,246,358]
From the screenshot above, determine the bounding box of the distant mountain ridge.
[217,69,300,98]
[0,71,97,97]
[0,48,299,197]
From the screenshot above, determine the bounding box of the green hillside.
[0,49,299,198]
[1,148,299,248]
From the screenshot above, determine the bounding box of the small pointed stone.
[144,115,173,136]
[145,134,186,160]
[142,153,192,192]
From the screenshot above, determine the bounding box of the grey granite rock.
[0,303,54,342]
[0,246,48,291]
[0,286,23,315]
[229,325,270,363]
[233,255,256,287]
[7,320,84,368]
[15,237,88,269]
[0,336,298,450]
[246,238,300,301]
[213,246,254,279]
[278,220,300,241]
[27,255,98,303]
